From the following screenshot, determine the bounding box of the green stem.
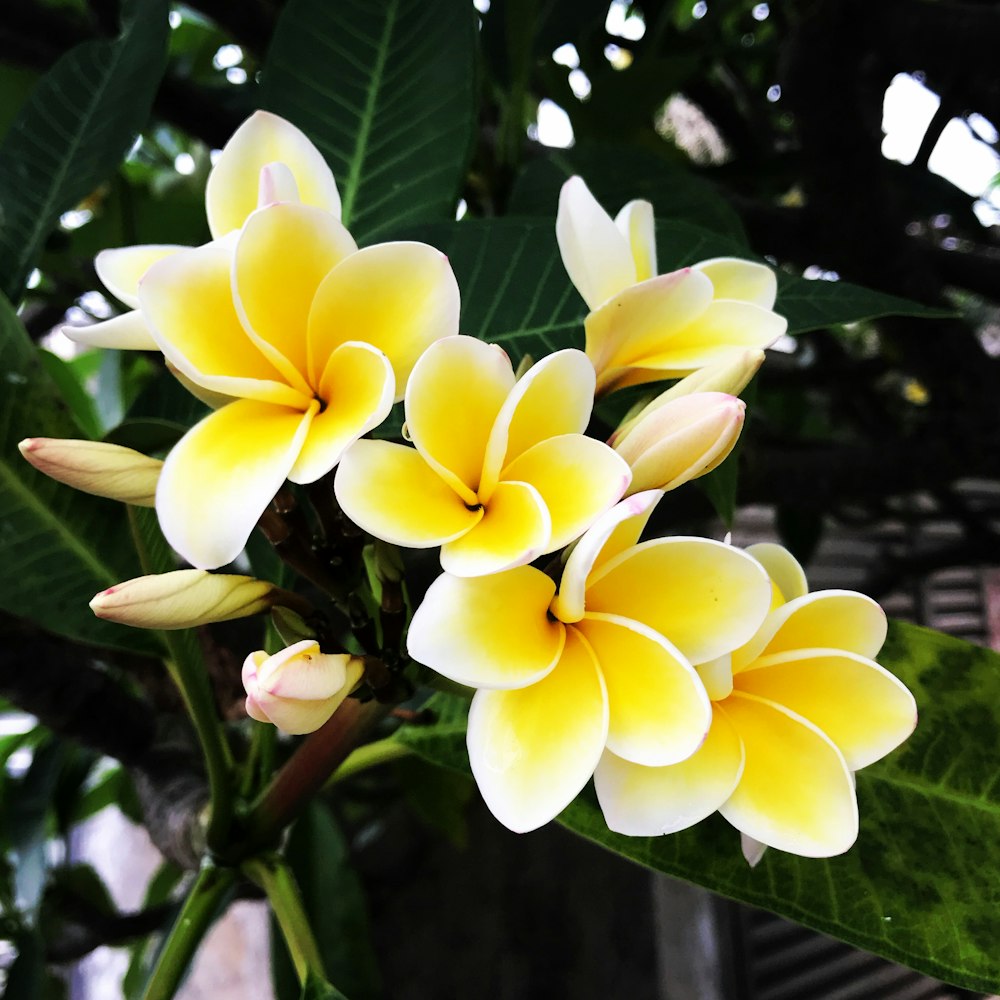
[141,863,237,1000]
[128,507,235,851]
[244,856,323,986]
[327,737,413,786]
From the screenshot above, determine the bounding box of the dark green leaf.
[68,765,142,826]
[272,802,381,1000]
[37,351,102,440]
[699,376,757,527]
[4,929,67,1000]
[261,0,476,242]
[397,623,1000,993]
[0,293,158,656]
[395,755,473,848]
[0,0,169,300]
[299,971,350,1000]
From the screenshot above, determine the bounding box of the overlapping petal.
[96,244,184,308]
[576,613,711,766]
[288,343,394,484]
[692,258,778,308]
[157,398,317,569]
[614,199,656,282]
[733,650,917,769]
[595,706,744,835]
[206,110,341,238]
[440,480,550,577]
[718,692,858,857]
[407,567,565,689]
[586,538,772,665]
[745,542,808,605]
[335,440,482,548]
[63,311,158,350]
[467,627,608,833]
[307,242,459,396]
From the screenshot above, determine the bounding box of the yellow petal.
[594,705,744,835]
[733,649,916,770]
[404,336,514,503]
[157,399,316,569]
[139,241,308,408]
[467,627,608,832]
[96,244,183,308]
[307,242,459,396]
[334,440,481,548]
[576,613,710,766]
[693,257,778,308]
[552,490,663,624]
[407,568,565,689]
[734,590,888,671]
[234,202,357,390]
[205,110,340,238]
[62,311,158,350]
[440,480,551,577]
[499,434,631,552]
[718,692,858,858]
[480,348,596,499]
[614,199,657,283]
[745,542,808,604]
[556,176,636,310]
[586,537,772,665]
[585,269,715,390]
[288,342,394,484]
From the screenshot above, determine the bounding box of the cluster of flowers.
[21,112,916,861]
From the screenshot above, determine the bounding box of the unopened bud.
[613,392,745,494]
[19,438,162,506]
[242,639,364,735]
[91,569,277,629]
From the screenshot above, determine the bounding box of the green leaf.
[272,802,381,1000]
[261,0,476,242]
[397,623,1000,993]
[508,144,747,240]
[299,971,350,1000]
[0,293,157,656]
[37,351,102,440]
[0,0,169,301]
[69,765,142,826]
[698,376,758,527]
[395,755,473,848]
[4,929,67,1000]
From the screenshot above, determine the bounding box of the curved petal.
[467,627,608,832]
[404,336,514,503]
[733,590,888,671]
[480,349,596,499]
[62,311,158,351]
[440,480,551,577]
[552,490,663,624]
[258,641,348,699]
[693,258,778,308]
[585,269,714,388]
[614,199,657,283]
[157,398,316,569]
[718,692,859,858]
[577,613,710,766]
[234,202,357,390]
[140,241,308,407]
[288,342,394,484]
[257,162,300,207]
[252,692,345,736]
[594,705,744,835]
[556,176,636,310]
[307,242,459,396]
[586,537,772,665]
[167,362,238,410]
[206,110,340,238]
[499,434,631,553]
[96,244,184,308]
[605,300,787,391]
[407,568,565,689]
[334,440,481,548]
[733,649,917,770]
[745,542,808,605]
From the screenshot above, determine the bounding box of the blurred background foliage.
[1,0,1000,997]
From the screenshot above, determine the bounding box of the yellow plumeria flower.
[556,176,787,394]
[139,201,459,570]
[594,543,918,858]
[335,336,632,577]
[67,111,340,351]
[406,491,773,832]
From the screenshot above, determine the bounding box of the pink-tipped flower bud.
[90,569,277,630]
[242,640,363,735]
[613,391,745,494]
[19,437,162,506]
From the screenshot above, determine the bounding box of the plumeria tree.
[1,1,999,998]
